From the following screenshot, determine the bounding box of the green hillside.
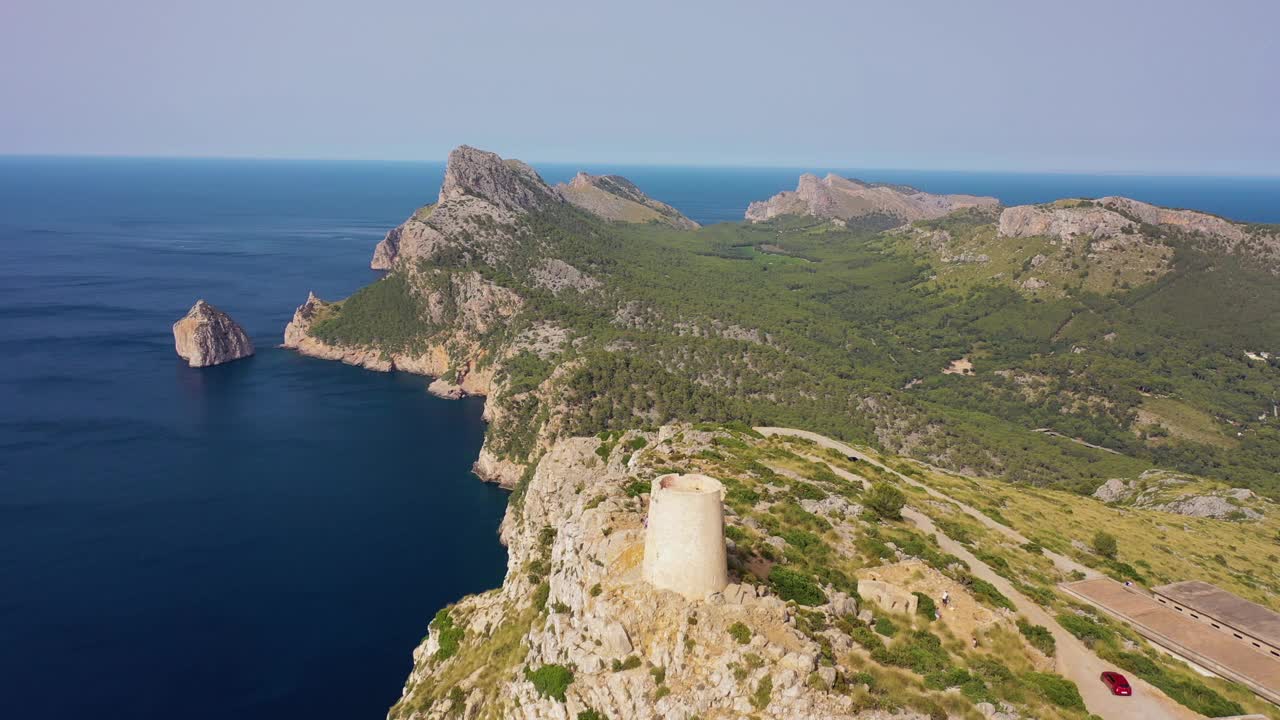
[312,197,1280,499]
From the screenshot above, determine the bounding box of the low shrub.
[728,621,752,644]
[870,630,949,675]
[865,481,905,520]
[525,664,574,702]
[431,608,464,660]
[769,566,827,606]
[967,577,1015,611]
[913,592,937,620]
[1024,672,1084,710]
[1056,613,1114,647]
[611,655,642,672]
[874,616,898,637]
[1017,619,1056,657]
[750,675,772,710]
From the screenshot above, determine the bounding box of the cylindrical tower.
[642,473,729,600]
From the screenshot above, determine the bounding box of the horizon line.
[1,151,1279,180]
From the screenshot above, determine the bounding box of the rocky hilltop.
[390,426,1042,720]
[172,300,254,367]
[745,173,998,227]
[997,196,1280,268]
[894,194,1280,297]
[372,147,697,269]
[556,172,699,230]
[371,146,560,270]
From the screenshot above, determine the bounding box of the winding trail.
[756,427,1202,720]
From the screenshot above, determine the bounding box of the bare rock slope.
[371,145,557,270]
[1093,471,1268,521]
[556,172,699,230]
[746,173,998,226]
[172,300,254,367]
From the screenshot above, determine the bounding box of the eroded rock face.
[172,300,254,368]
[370,146,549,270]
[438,145,561,213]
[998,203,1135,241]
[745,173,998,226]
[556,172,699,230]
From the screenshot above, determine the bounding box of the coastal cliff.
[390,427,934,720]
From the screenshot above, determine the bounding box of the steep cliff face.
[745,173,998,227]
[556,172,699,230]
[287,146,614,489]
[172,300,254,367]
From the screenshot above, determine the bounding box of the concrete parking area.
[1062,578,1280,705]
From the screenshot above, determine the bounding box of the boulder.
[172,300,254,368]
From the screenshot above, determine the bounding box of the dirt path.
[756,426,1202,720]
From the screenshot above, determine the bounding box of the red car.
[1101,671,1132,696]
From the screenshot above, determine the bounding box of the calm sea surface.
[1,157,1277,719]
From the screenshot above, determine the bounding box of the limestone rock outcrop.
[438,145,561,213]
[997,203,1135,241]
[998,197,1280,270]
[1092,472,1266,521]
[745,173,998,226]
[371,145,553,269]
[556,172,699,230]
[373,147,701,270]
[172,300,254,368]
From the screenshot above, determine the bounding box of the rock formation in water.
[172,300,254,368]
[745,173,998,227]
[556,172,699,230]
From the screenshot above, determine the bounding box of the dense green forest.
[312,202,1280,498]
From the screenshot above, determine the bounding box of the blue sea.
[1,157,1278,720]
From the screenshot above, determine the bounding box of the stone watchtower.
[642,473,729,600]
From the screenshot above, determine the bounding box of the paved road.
[756,426,1201,720]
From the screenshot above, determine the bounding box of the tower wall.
[642,473,729,600]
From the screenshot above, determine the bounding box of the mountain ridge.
[745,172,1000,227]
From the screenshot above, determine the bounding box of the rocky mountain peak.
[438,145,561,213]
[746,173,998,226]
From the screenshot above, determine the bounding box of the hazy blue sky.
[2,0,1277,172]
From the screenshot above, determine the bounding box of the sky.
[1,0,1277,173]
